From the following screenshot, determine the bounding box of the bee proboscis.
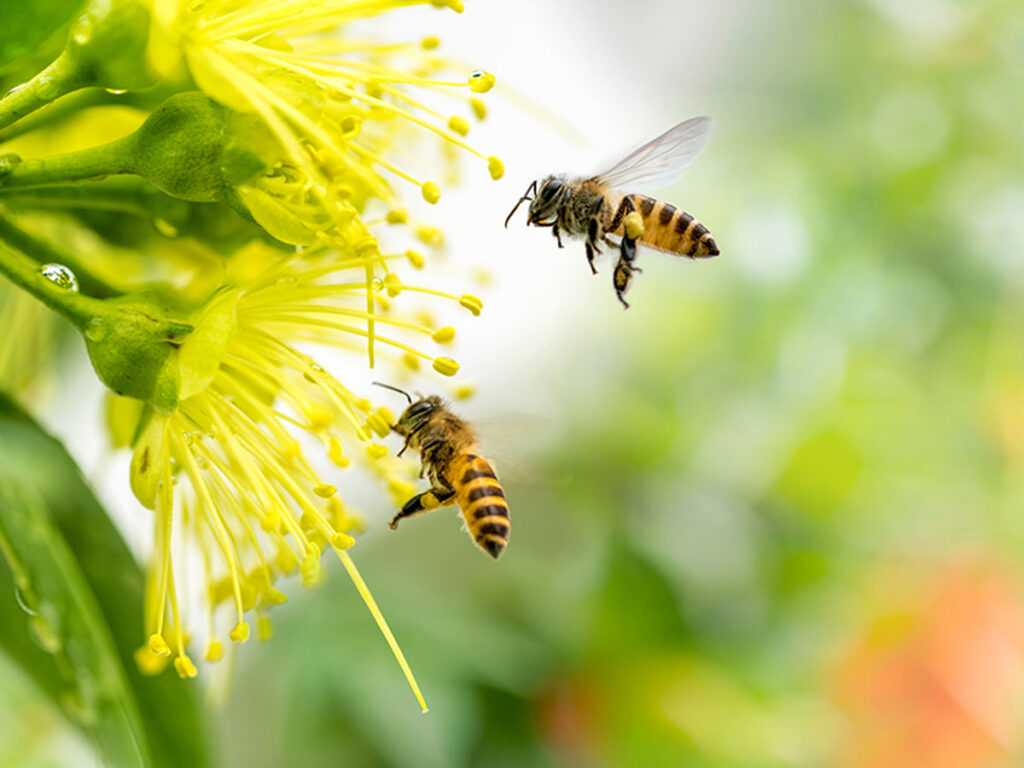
[375,383,510,559]
[506,116,719,308]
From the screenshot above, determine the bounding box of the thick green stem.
[0,220,108,330]
[0,52,86,133]
[0,136,136,190]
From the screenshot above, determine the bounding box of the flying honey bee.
[505,116,719,308]
[375,383,510,559]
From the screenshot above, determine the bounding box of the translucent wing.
[593,116,713,191]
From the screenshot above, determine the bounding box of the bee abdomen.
[620,194,719,259]
[454,454,510,559]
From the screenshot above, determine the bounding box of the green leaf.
[0,0,86,71]
[0,392,209,768]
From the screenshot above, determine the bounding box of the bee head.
[527,176,566,225]
[393,395,442,435]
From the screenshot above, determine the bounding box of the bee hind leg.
[613,234,640,309]
[389,484,456,530]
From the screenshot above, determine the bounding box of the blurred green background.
[7,0,1024,766]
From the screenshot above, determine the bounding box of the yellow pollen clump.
[470,98,487,120]
[448,116,471,136]
[230,621,251,643]
[174,656,198,679]
[421,35,440,49]
[300,553,320,586]
[488,156,504,180]
[422,182,441,204]
[405,250,426,269]
[432,326,456,343]
[624,211,645,240]
[384,273,403,297]
[366,444,389,459]
[459,294,483,315]
[205,640,224,662]
[433,357,460,376]
[468,70,495,93]
[415,225,443,246]
[264,587,288,606]
[314,484,337,498]
[386,209,408,224]
[148,633,171,657]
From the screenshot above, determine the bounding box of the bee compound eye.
[408,400,434,417]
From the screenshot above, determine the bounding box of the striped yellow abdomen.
[452,454,510,559]
[615,194,719,258]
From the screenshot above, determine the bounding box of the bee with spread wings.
[505,116,719,308]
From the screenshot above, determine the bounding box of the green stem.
[0,220,109,331]
[0,210,120,298]
[0,52,87,133]
[0,136,136,190]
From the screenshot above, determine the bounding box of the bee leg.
[585,241,598,275]
[553,221,565,248]
[389,484,456,530]
[417,439,443,479]
[613,235,639,309]
[396,434,412,458]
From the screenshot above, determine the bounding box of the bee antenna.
[372,381,413,404]
[504,180,538,228]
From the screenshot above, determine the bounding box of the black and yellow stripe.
[614,194,719,258]
[453,454,510,559]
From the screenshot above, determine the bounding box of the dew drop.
[105,88,127,95]
[85,318,108,342]
[39,263,78,292]
[35,76,59,100]
[5,83,27,97]
[14,585,38,616]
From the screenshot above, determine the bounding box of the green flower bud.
[63,0,154,92]
[83,291,194,412]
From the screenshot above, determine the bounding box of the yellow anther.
[421,35,441,50]
[264,587,288,605]
[468,70,495,93]
[405,250,425,269]
[261,508,281,532]
[205,640,224,662]
[624,211,645,240]
[277,548,299,574]
[488,156,504,180]
[448,116,471,136]
[459,294,483,315]
[432,357,460,376]
[356,397,373,413]
[366,444,388,460]
[134,645,170,676]
[257,615,274,642]
[454,382,476,399]
[328,437,350,467]
[415,225,443,246]
[470,98,487,120]
[300,552,320,587]
[403,353,421,370]
[174,655,198,678]
[331,532,356,549]
[383,273,403,297]
[389,479,417,500]
[422,182,441,204]
[366,411,393,438]
[230,621,250,643]
[432,326,456,343]
[314,483,337,498]
[339,115,361,138]
[149,633,171,657]
[386,209,408,224]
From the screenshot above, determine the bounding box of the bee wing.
[592,116,713,191]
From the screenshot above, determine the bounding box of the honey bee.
[375,383,510,559]
[505,116,719,308]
